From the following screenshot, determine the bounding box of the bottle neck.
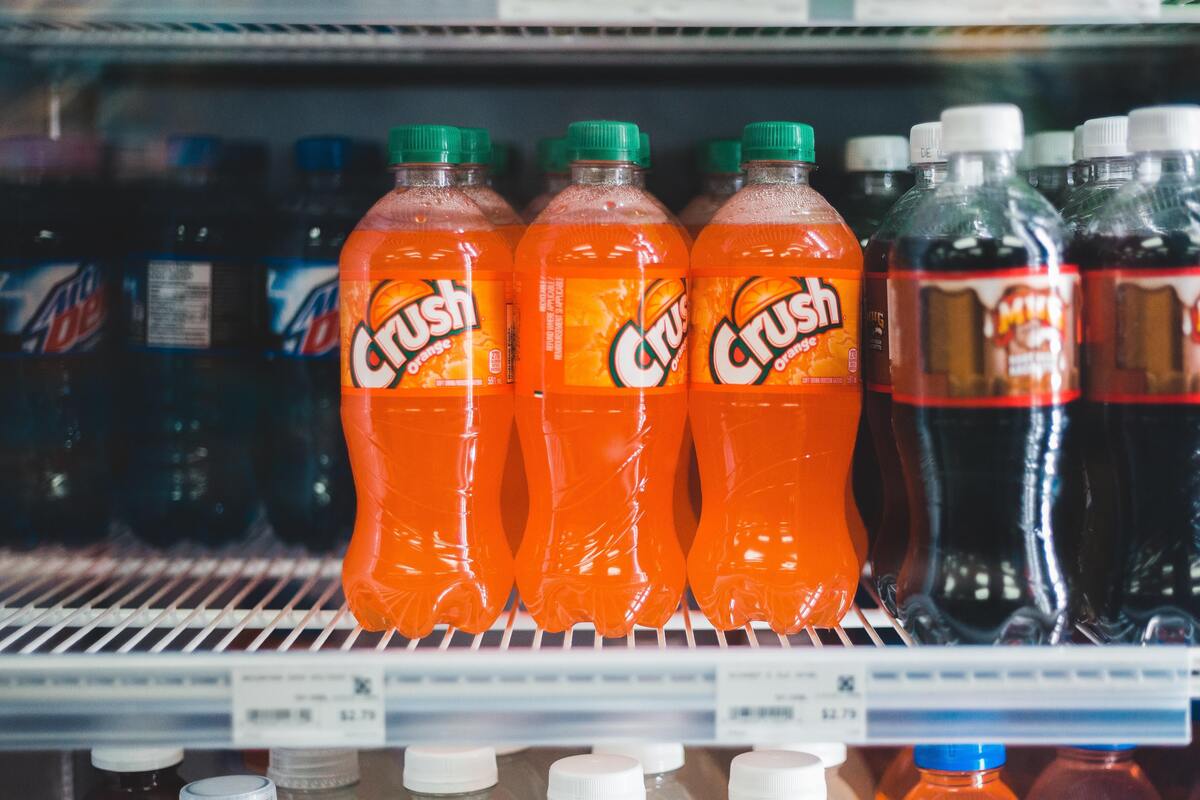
[1089,156,1134,184]
[1134,151,1200,183]
[702,172,745,197]
[101,769,174,790]
[458,164,491,187]
[633,169,646,188]
[1061,748,1134,766]
[913,162,948,189]
[849,170,902,195]
[301,171,346,192]
[393,164,457,189]
[543,172,570,194]
[948,151,1018,186]
[746,162,814,185]
[918,768,1004,789]
[570,161,637,186]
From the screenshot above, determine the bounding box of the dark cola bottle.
[890,104,1082,644]
[863,121,946,615]
[1080,105,1200,644]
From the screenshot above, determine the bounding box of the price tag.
[716,661,867,743]
[231,663,386,747]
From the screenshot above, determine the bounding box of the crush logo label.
[283,276,339,356]
[342,274,511,393]
[608,278,688,388]
[709,276,846,385]
[20,262,107,355]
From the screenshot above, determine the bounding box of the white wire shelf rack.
[0,1,1197,64]
[0,536,1191,749]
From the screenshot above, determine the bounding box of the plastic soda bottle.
[522,137,570,222]
[688,121,864,633]
[120,135,263,545]
[1029,131,1076,209]
[267,749,360,800]
[339,125,514,636]
[875,749,919,800]
[1069,124,1088,194]
[85,748,186,800]
[549,755,646,800]
[405,747,503,800]
[1062,117,1132,235]
[180,777,276,800]
[262,136,361,549]
[904,746,1014,800]
[514,120,688,636]
[678,138,744,239]
[730,751,827,800]
[457,127,529,555]
[592,744,695,800]
[1079,105,1200,643]
[890,104,1079,645]
[841,135,911,247]
[0,135,111,547]
[753,744,872,800]
[1026,746,1160,800]
[864,122,946,615]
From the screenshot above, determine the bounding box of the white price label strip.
[716,662,867,743]
[232,664,386,747]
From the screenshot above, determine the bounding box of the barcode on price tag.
[716,661,867,742]
[231,664,386,747]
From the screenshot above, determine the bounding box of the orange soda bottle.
[458,127,529,555]
[522,136,570,222]
[339,124,515,637]
[876,748,920,800]
[904,746,1016,800]
[688,120,865,634]
[1026,746,1161,800]
[514,120,689,636]
[678,138,745,239]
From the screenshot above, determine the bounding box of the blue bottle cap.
[1072,744,1136,751]
[914,745,1006,772]
[166,135,222,169]
[295,136,351,172]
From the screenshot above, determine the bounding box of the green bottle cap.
[491,141,511,177]
[637,132,651,170]
[388,125,463,165]
[459,127,492,165]
[537,136,569,174]
[700,138,743,174]
[741,121,816,163]
[566,120,640,163]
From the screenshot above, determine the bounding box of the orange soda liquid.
[340,180,515,638]
[903,768,1017,799]
[876,749,920,800]
[461,182,529,553]
[688,177,865,633]
[515,210,689,636]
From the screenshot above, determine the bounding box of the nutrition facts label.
[716,661,868,742]
[146,260,213,348]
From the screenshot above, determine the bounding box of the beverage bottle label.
[518,271,687,394]
[341,273,513,393]
[888,265,1081,406]
[0,261,107,355]
[690,271,861,388]
[865,273,891,391]
[124,257,261,351]
[266,259,339,358]
[1084,266,1200,403]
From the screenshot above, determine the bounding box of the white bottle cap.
[941,104,1024,154]
[1031,131,1076,167]
[1073,124,1085,162]
[729,751,826,800]
[267,749,359,790]
[1082,116,1130,160]
[844,135,909,172]
[404,746,498,795]
[908,122,944,165]
[180,776,276,800]
[90,747,184,773]
[1016,135,1034,171]
[548,754,646,800]
[752,743,847,768]
[1128,105,1200,153]
[592,743,685,774]
[494,746,529,756]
